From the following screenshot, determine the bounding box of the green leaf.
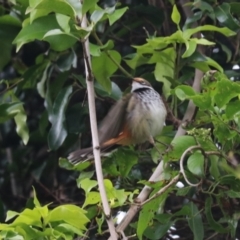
[209,155,220,179]
[13,15,60,52]
[48,205,89,229]
[83,192,101,208]
[165,136,196,161]
[176,186,191,196]
[0,102,23,123]
[79,178,98,194]
[90,9,105,23]
[144,221,171,240]
[92,50,121,92]
[226,190,240,198]
[108,7,128,26]
[36,61,51,98]
[56,13,71,33]
[205,57,223,72]
[192,38,216,46]
[32,187,41,207]
[187,151,204,177]
[205,197,229,233]
[26,0,76,18]
[11,96,29,145]
[171,5,181,25]
[174,85,196,100]
[214,77,240,108]
[65,0,82,18]
[191,93,212,110]
[225,100,240,119]
[82,0,98,15]
[183,25,236,39]
[0,15,21,69]
[154,47,176,98]
[95,81,122,101]
[218,42,232,63]
[43,29,77,51]
[6,211,19,222]
[56,49,76,72]
[137,196,165,240]
[230,2,240,16]
[187,202,204,240]
[114,149,138,177]
[214,3,240,31]
[56,223,84,237]
[11,208,42,227]
[182,39,197,58]
[48,86,72,150]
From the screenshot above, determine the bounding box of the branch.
[81,11,118,240]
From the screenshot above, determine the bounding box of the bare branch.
[81,11,118,240]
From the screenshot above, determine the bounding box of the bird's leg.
[149,136,162,157]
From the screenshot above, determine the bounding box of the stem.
[81,11,118,240]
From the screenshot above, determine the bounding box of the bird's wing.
[98,93,132,144]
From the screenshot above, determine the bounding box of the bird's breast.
[126,89,167,143]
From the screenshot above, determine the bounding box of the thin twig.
[179,145,202,187]
[81,9,118,240]
[141,174,180,206]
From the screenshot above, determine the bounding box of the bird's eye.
[141,81,145,85]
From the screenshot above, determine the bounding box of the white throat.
[131,81,152,92]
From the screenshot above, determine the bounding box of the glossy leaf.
[92,50,121,92]
[214,3,240,31]
[108,7,128,25]
[171,5,181,25]
[187,202,204,240]
[83,192,101,208]
[79,178,98,194]
[11,96,29,145]
[26,0,76,18]
[0,102,23,123]
[205,197,229,233]
[48,205,89,229]
[154,47,176,97]
[182,39,197,58]
[82,0,98,15]
[48,86,72,150]
[13,15,61,52]
[174,85,196,101]
[183,25,236,39]
[187,151,204,177]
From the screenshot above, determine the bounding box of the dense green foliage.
[1,0,240,239]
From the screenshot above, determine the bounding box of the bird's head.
[131,77,152,92]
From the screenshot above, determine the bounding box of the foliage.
[0,189,89,239]
[1,0,240,239]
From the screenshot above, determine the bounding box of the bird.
[68,77,167,165]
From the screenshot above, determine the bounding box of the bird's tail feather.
[67,144,118,165]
